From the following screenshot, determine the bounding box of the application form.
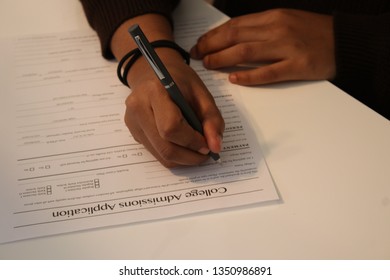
[0,0,279,243]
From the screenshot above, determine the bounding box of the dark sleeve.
[333,12,390,120]
[79,0,180,59]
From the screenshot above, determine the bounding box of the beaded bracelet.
[117,40,190,87]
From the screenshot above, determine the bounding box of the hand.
[111,15,224,168]
[125,48,224,167]
[190,9,336,85]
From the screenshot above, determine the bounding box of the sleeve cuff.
[80,0,180,59]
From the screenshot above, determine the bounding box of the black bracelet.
[117,40,190,87]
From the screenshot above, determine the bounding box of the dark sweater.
[80,0,390,120]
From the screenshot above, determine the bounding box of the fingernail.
[198,147,210,155]
[229,73,238,83]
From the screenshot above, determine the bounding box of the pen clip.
[134,35,165,80]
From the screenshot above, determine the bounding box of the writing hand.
[111,15,224,167]
[126,48,224,167]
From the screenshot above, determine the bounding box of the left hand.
[190,9,336,85]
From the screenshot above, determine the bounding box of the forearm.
[79,0,180,58]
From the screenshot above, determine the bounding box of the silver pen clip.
[134,35,165,80]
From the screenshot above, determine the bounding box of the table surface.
[1,0,389,259]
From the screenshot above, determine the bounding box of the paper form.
[0,0,279,243]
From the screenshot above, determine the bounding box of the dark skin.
[191,9,335,85]
[111,9,335,167]
[111,14,224,168]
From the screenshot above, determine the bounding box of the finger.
[125,96,209,167]
[151,92,211,155]
[140,126,210,167]
[185,80,225,154]
[130,124,209,168]
[202,41,282,70]
[228,60,301,85]
[203,112,224,153]
[191,10,283,59]
[192,26,271,59]
[200,11,277,39]
[196,98,224,154]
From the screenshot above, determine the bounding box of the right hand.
[111,15,224,167]
[125,47,224,168]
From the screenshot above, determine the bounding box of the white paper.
[0,0,278,243]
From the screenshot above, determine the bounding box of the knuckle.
[268,9,296,37]
[237,44,254,61]
[124,97,139,127]
[273,23,293,38]
[158,118,184,141]
[124,94,138,110]
[226,27,240,45]
[159,127,174,141]
[158,145,176,162]
[270,8,290,21]
[205,54,218,68]
[246,74,258,84]
[227,17,240,28]
[261,67,279,83]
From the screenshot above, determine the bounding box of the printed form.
[0,0,279,243]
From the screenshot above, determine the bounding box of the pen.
[128,24,220,161]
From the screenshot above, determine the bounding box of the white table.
[1,0,389,259]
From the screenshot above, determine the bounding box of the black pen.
[128,24,220,161]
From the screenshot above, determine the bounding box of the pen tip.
[209,152,220,162]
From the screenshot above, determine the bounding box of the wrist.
[111,14,174,61]
[126,47,187,88]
